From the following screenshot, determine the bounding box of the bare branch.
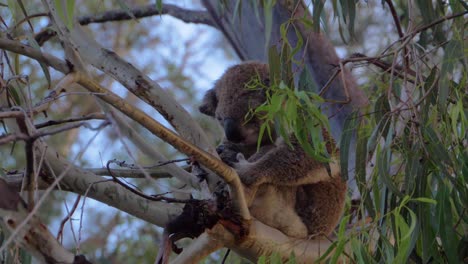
[40,2,219,188]
[0,37,70,73]
[108,110,195,187]
[0,179,90,264]
[73,72,251,221]
[2,167,177,191]
[89,167,176,179]
[37,138,182,226]
[34,112,107,129]
[78,3,215,27]
[0,120,109,145]
[0,38,215,186]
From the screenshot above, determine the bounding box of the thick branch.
[78,3,215,27]
[89,167,175,179]
[73,72,251,221]
[108,110,194,187]
[41,5,219,187]
[0,37,69,73]
[38,139,182,226]
[171,221,336,263]
[0,37,208,207]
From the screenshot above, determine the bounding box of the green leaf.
[374,95,391,138]
[50,0,75,30]
[286,251,296,264]
[231,0,241,23]
[312,0,324,32]
[411,197,437,204]
[268,46,281,86]
[415,0,446,43]
[356,125,374,217]
[330,215,350,264]
[116,0,136,20]
[290,25,303,59]
[270,252,282,264]
[263,0,276,53]
[298,67,318,93]
[27,35,51,89]
[377,127,402,197]
[6,84,21,105]
[424,66,439,106]
[6,0,18,23]
[156,0,163,15]
[393,212,411,263]
[65,0,75,30]
[423,125,453,169]
[280,43,292,88]
[285,100,297,122]
[340,112,358,181]
[435,183,459,264]
[440,39,463,110]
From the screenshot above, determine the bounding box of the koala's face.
[199,62,272,146]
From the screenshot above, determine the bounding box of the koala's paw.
[234,153,263,186]
[217,144,239,166]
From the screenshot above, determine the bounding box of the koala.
[199,61,346,238]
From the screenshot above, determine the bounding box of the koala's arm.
[235,140,340,187]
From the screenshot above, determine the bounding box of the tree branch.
[0,37,69,73]
[41,5,220,187]
[37,138,182,226]
[78,3,215,27]
[0,179,90,264]
[73,71,251,221]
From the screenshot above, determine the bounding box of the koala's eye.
[216,116,223,121]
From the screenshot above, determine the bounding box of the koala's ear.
[199,88,217,116]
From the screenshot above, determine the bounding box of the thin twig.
[384,0,410,70]
[106,160,191,204]
[56,195,81,242]
[35,113,107,129]
[0,120,109,145]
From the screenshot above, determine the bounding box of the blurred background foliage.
[0,0,466,263]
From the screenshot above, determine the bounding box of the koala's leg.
[271,205,308,238]
[296,178,347,237]
[250,185,308,238]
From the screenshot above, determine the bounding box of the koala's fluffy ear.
[199,88,217,116]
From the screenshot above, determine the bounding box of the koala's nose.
[223,118,243,142]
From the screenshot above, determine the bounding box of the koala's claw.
[235,153,248,164]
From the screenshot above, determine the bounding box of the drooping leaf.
[27,35,51,89]
[263,0,276,53]
[298,66,318,93]
[268,46,281,86]
[156,0,163,15]
[65,0,75,30]
[340,111,358,181]
[116,0,136,20]
[435,183,459,264]
[312,0,324,32]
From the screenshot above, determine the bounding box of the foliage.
[257,0,468,263]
